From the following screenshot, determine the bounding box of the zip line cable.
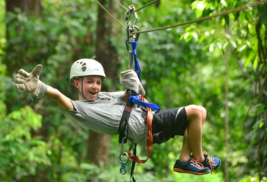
[93,0,126,29]
[133,0,158,13]
[133,0,267,34]
[115,1,128,11]
[94,0,158,29]
[115,0,158,12]
[94,0,267,34]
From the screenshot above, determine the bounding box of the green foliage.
[240,176,267,182]
[180,0,267,180]
[1,0,267,181]
[0,105,51,180]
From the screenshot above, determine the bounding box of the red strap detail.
[126,95,153,163]
[125,106,132,112]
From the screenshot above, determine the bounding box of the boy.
[14,58,221,175]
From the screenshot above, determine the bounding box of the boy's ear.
[73,80,80,90]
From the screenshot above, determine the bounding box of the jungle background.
[0,0,267,182]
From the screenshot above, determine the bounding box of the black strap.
[118,90,141,181]
[119,100,135,143]
[119,90,139,143]
[130,143,137,182]
[129,110,147,182]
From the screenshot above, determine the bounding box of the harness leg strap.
[119,100,134,143]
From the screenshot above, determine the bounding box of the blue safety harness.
[118,40,160,182]
[128,41,160,112]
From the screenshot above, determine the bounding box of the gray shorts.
[152,107,188,143]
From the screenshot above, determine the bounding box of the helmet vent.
[82,66,86,71]
[81,62,86,71]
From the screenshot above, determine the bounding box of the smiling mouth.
[89,92,97,96]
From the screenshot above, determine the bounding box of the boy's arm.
[15,64,74,111]
[46,85,74,110]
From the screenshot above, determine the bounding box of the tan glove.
[15,64,47,99]
[120,70,145,96]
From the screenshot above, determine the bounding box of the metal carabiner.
[128,5,138,25]
[124,5,138,26]
[119,152,129,175]
[120,137,128,154]
[125,25,140,69]
[130,25,140,42]
[124,10,130,26]
[125,26,134,69]
[126,25,140,44]
[118,137,133,175]
[126,25,131,46]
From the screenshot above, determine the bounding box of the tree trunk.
[224,26,230,182]
[255,16,267,181]
[86,0,119,181]
[95,0,120,84]
[5,0,42,52]
[6,0,42,15]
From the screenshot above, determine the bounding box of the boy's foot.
[202,152,221,171]
[173,159,210,175]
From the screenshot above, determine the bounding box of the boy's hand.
[15,64,47,99]
[120,70,145,96]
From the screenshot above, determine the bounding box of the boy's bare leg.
[174,105,221,174]
[179,105,207,162]
[179,129,191,162]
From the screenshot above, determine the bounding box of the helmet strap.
[79,77,87,100]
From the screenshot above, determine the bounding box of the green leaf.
[252,119,264,134]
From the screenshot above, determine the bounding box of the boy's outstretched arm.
[15,64,74,111]
[46,85,74,110]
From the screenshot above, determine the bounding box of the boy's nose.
[92,82,97,88]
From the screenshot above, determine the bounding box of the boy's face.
[74,75,102,101]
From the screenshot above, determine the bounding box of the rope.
[133,0,158,13]
[94,0,267,35]
[132,0,267,34]
[97,0,157,27]
[93,0,126,29]
[115,0,128,11]
[115,0,158,12]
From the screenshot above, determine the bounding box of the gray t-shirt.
[67,91,147,145]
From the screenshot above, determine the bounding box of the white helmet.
[70,58,106,84]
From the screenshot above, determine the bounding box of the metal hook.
[128,5,138,25]
[120,137,128,154]
[124,10,130,26]
[124,5,138,26]
[126,25,140,44]
[125,25,140,69]
[119,152,129,175]
[130,25,140,42]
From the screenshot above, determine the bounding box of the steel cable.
[132,0,267,34]
[94,0,267,34]
[115,0,128,11]
[133,0,158,13]
[93,0,126,29]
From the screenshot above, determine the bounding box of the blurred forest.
[0,0,267,182]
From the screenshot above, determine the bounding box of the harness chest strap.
[126,95,153,163]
